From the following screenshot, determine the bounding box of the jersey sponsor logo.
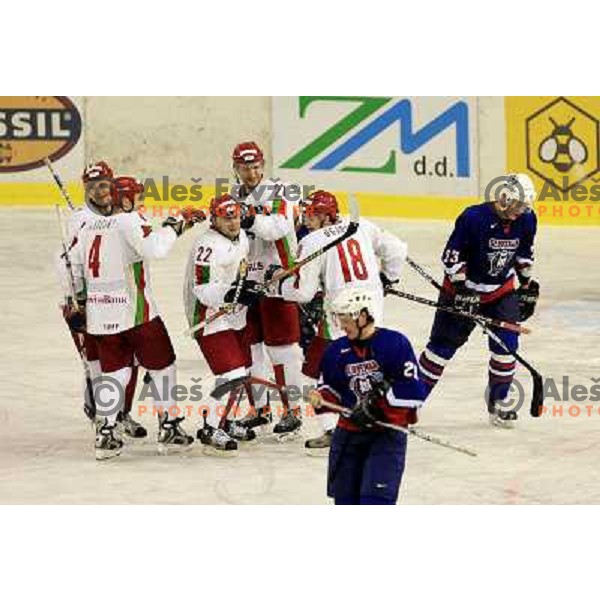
[0,96,82,173]
[489,238,520,250]
[345,360,379,377]
[278,96,471,177]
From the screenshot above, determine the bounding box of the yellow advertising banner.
[506,96,600,226]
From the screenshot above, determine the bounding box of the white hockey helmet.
[329,287,375,321]
[497,173,536,213]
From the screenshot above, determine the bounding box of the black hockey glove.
[379,272,398,296]
[517,279,540,321]
[299,293,324,352]
[162,214,186,237]
[63,300,86,333]
[453,282,480,315]
[224,279,263,307]
[239,203,257,230]
[349,380,388,430]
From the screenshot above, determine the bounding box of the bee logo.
[539,117,587,173]
[525,96,600,193]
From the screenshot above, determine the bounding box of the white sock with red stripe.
[249,343,271,410]
[98,366,131,425]
[147,363,178,420]
[267,344,304,410]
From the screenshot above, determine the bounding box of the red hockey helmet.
[232,141,264,166]
[303,190,339,221]
[110,176,144,210]
[82,161,113,183]
[210,193,240,219]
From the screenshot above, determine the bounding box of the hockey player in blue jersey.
[307,288,427,505]
[418,173,540,428]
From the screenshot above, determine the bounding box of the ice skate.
[117,412,148,439]
[223,419,257,443]
[197,424,238,456]
[158,416,194,454]
[304,429,333,456]
[236,403,273,434]
[489,408,518,429]
[95,419,123,461]
[273,407,302,442]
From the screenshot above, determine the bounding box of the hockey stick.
[238,375,477,457]
[386,289,530,335]
[55,204,96,419]
[184,259,249,337]
[404,256,544,417]
[185,195,361,337]
[317,399,477,458]
[45,157,75,211]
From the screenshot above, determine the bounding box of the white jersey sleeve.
[280,234,324,303]
[361,218,408,281]
[120,212,177,259]
[249,197,295,242]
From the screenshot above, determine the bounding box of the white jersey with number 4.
[184,227,250,336]
[280,218,408,339]
[67,212,177,335]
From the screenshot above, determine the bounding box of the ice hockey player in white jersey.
[57,161,145,438]
[229,141,304,438]
[63,176,200,459]
[185,194,260,454]
[270,190,408,451]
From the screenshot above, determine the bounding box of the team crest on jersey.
[346,360,383,402]
[487,250,515,276]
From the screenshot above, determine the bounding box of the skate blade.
[273,429,302,444]
[202,445,239,458]
[238,437,259,446]
[488,415,516,429]
[157,442,195,456]
[95,448,122,461]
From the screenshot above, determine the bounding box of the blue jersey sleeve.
[385,334,428,409]
[441,209,473,283]
[515,211,537,282]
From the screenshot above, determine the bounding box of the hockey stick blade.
[212,375,250,400]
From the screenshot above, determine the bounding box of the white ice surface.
[1,209,599,504]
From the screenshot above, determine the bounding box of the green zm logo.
[279,96,470,176]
